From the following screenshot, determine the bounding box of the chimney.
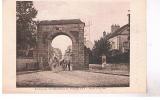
[111,24,120,33]
[128,10,130,25]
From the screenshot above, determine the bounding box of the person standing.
[68,60,70,71]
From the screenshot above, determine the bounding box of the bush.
[107,50,129,63]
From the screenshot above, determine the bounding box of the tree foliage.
[91,36,111,64]
[16,1,37,50]
[107,49,130,63]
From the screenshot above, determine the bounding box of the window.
[111,42,115,49]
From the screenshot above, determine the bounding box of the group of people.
[49,56,71,71]
[60,59,71,71]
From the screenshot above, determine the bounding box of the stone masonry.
[35,19,89,70]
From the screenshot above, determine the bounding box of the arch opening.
[51,35,72,59]
[48,35,73,71]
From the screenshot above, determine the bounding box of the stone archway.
[47,32,76,71]
[35,19,88,70]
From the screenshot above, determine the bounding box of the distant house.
[105,24,130,53]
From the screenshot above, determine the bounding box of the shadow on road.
[16,70,42,75]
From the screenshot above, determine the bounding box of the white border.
[1,0,160,97]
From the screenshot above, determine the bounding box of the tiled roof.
[39,19,84,25]
[107,24,129,39]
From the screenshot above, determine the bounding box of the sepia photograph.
[16,0,130,87]
[3,0,147,93]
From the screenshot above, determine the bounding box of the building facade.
[106,24,130,53]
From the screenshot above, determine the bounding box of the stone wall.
[16,58,39,71]
[89,63,129,71]
[84,47,89,69]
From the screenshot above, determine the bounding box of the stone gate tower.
[35,19,88,70]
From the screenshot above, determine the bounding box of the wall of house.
[109,26,129,52]
[109,36,119,50]
[119,35,129,52]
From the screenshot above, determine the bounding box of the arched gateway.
[35,19,88,70]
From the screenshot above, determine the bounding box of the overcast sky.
[33,0,130,54]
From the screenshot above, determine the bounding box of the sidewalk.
[87,69,129,76]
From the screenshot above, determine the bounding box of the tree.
[49,48,62,60]
[16,1,37,50]
[84,46,93,64]
[91,36,111,64]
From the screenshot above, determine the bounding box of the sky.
[51,35,72,55]
[33,0,130,54]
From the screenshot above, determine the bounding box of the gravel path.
[16,70,129,87]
